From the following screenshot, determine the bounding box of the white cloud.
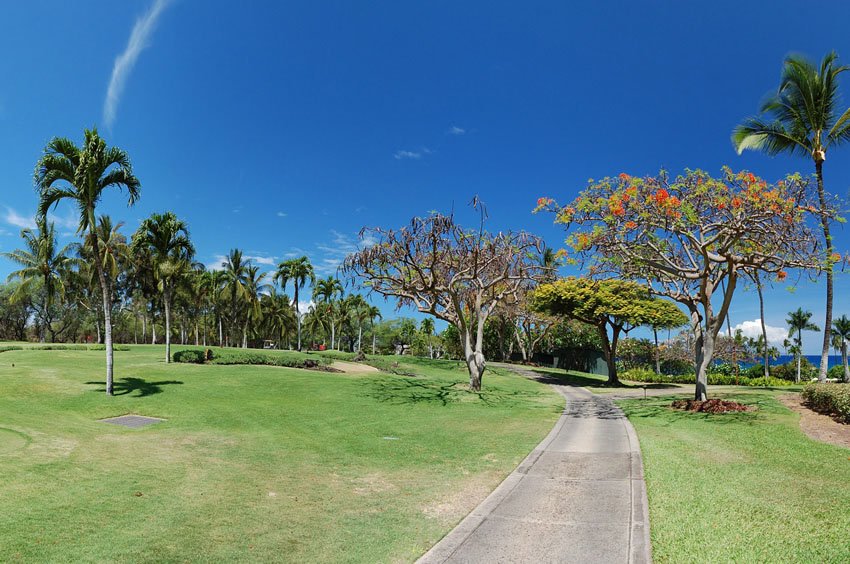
[3,207,35,230]
[205,254,228,271]
[394,147,431,160]
[312,230,377,276]
[245,255,276,266]
[448,125,466,135]
[103,0,172,128]
[276,211,288,217]
[733,319,787,345]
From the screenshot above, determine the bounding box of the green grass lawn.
[0,345,562,562]
[619,390,850,563]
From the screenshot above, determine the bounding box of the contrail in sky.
[103,0,172,128]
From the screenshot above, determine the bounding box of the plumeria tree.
[343,204,544,390]
[538,168,825,400]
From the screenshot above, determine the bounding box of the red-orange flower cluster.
[777,270,787,282]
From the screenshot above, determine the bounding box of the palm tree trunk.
[653,328,661,375]
[843,342,849,383]
[90,235,114,396]
[164,286,172,364]
[815,159,833,383]
[295,286,302,352]
[372,330,376,355]
[757,275,769,378]
[358,324,362,352]
[796,328,802,384]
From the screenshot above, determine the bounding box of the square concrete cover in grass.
[98,415,165,429]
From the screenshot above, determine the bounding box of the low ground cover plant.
[621,367,794,387]
[172,347,332,369]
[801,382,850,422]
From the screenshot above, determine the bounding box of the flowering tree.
[538,168,825,400]
[342,207,544,391]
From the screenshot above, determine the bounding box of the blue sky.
[2,1,850,352]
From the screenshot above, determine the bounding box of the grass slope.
[619,390,850,563]
[0,346,561,562]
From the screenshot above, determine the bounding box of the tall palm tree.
[35,128,140,395]
[367,305,382,354]
[131,212,194,363]
[208,269,227,346]
[734,51,850,382]
[786,307,820,383]
[261,289,297,348]
[274,256,315,351]
[3,216,76,342]
[421,317,435,358]
[312,276,344,348]
[80,216,129,344]
[222,249,250,347]
[241,265,268,348]
[832,315,850,382]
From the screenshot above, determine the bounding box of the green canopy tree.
[131,212,194,362]
[786,308,819,383]
[35,128,140,395]
[531,277,687,384]
[274,256,315,351]
[733,51,850,382]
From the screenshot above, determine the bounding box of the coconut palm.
[421,317,435,358]
[3,216,76,342]
[35,129,140,394]
[222,249,251,347]
[241,265,268,347]
[131,212,194,363]
[261,289,297,348]
[79,216,130,344]
[734,52,850,382]
[274,256,315,351]
[312,276,344,348]
[786,308,820,383]
[831,315,850,382]
[367,305,382,354]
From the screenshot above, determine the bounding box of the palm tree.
[241,265,267,347]
[3,216,76,342]
[35,129,140,395]
[367,305,382,354]
[832,315,850,382]
[222,249,250,347]
[734,52,850,382]
[421,317,435,358]
[303,307,328,349]
[786,308,820,383]
[80,216,129,345]
[274,256,315,351]
[312,276,344,348]
[208,269,227,346]
[131,212,194,363]
[261,289,297,348]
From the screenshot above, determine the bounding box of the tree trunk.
[756,276,769,378]
[372,331,376,355]
[653,328,661,375]
[796,328,802,384]
[152,319,157,345]
[90,234,114,396]
[815,159,833,382]
[242,320,248,348]
[142,313,147,343]
[218,315,223,347]
[358,325,362,352]
[692,316,714,401]
[294,287,302,352]
[330,321,335,350]
[164,287,172,364]
[463,328,485,391]
[596,323,620,385]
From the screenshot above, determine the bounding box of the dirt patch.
[671,399,752,413]
[331,361,381,374]
[780,393,850,450]
[421,477,496,521]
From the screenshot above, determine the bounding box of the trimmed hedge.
[622,368,796,387]
[801,383,850,423]
[0,344,130,352]
[172,348,332,369]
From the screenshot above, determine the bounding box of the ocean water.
[742,355,843,369]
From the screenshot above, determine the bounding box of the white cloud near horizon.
[733,319,787,345]
[103,0,172,129]
[448,125,465,135]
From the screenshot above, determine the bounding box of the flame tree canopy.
[537,168,828,400]
[342,205,545,391]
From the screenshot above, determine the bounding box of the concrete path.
[417,366,651,564]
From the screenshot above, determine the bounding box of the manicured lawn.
[619,390,850,563]
[0,346,562,562]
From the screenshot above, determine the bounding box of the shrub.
[173,349,206,364]
[0,345,23,353]
[827,365,849,381]
[88,344,130,351]
[209,349,332,369]
[621,368,796,387]
[801,383,850,423]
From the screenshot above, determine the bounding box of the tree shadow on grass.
[85,377,183,397]
[363,375,552,409]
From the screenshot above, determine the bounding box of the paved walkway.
[417,366,651,564]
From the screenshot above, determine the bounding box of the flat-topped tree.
[35,128,140,396]
[538,168,825,400]
[342,202,544,391]
[531,277,687,385]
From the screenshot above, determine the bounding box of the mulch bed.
[671,399,752,413]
